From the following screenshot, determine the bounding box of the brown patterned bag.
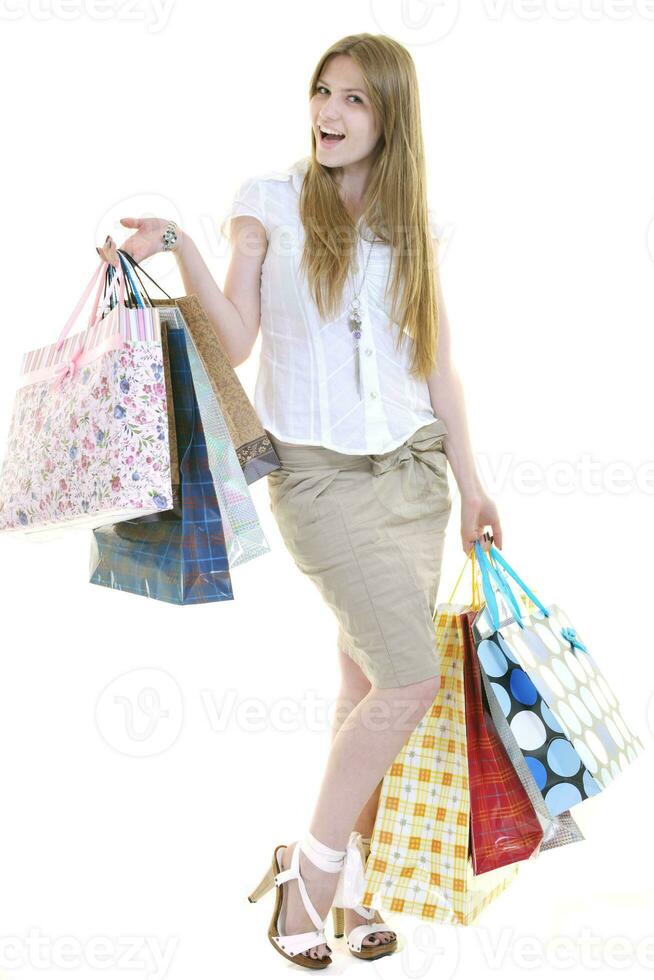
[151,294,279,483]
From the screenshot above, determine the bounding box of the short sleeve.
[219,175,268,239]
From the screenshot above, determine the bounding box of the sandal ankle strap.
[299,832,347,874]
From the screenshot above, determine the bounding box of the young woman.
[119,31,501,972]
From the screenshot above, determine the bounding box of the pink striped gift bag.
[0,252,174,538]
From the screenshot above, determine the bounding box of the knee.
[395,673,441,720]
[337,648,372,705]
[334,671,372,729]
[337,677,372,709]
[410,672,440,700]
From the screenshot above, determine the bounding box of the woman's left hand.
[460,491,503,555]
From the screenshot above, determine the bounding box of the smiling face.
[310,53,382,170]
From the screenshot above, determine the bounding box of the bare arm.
[426,239,503,552]
[425,249,483,500]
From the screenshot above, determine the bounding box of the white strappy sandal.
[331,832,398,960]
[248,832,347,970]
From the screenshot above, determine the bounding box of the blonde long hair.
[299,33,439,381]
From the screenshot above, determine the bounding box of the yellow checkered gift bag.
[361,554,524,925]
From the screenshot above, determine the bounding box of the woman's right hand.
[117,216,178,263]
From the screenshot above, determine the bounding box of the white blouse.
[220,155,441,455]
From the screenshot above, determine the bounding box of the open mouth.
[319,125,346,144]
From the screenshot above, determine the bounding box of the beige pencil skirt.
[265,418,452,689]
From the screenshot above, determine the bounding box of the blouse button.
[364,348,373,356]
[370,391,377,399]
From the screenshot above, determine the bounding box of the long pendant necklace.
[347,234,375,398]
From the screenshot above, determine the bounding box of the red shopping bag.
[461,608,544,874]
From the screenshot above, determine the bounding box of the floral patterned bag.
[89,321,234,605]
[0,253,174,538]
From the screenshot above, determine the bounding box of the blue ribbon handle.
[488,544,549,619]
[486,546,588,652]
[474,540,525,630]
[486,553,525,623]
[474,540,501,629]
[111,252,145,308]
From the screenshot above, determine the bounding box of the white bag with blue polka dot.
[471,541,645,818]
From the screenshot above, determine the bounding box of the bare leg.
[329,647,394,946]
[280,653,439,960]
[330,647,384,835]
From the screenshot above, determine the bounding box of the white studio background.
[0,2,652,979]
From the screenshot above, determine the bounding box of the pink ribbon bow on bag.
[54,344,85,388]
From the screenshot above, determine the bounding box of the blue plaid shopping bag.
[89,318,233,604]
